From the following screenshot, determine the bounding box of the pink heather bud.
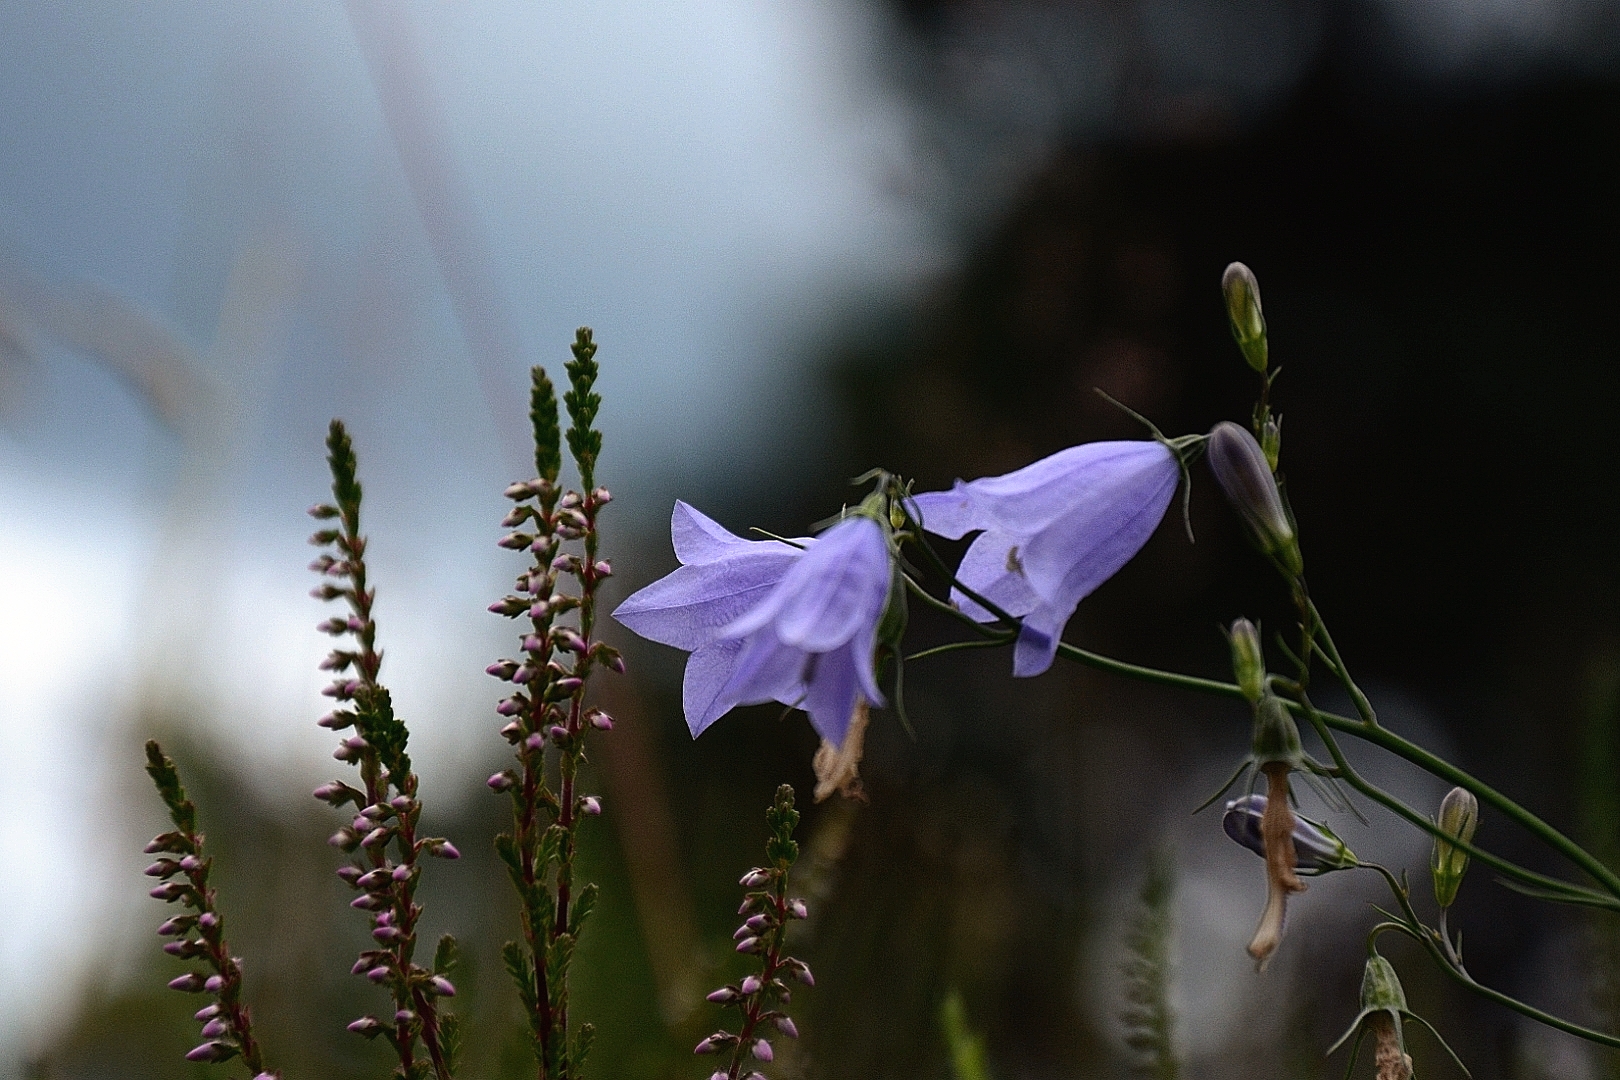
[738,896,763,916]
[735,936,761,954]
[198,912,219,931]
[149,881,188,901]
[430,975,457,996]
[528,602,550,619]
[706,987,738,1003]
[200,1016,229,1038]
[709,1073,728,1080]
[496,697,523,716]
[204,975,225,993]
[359,803,388,821]
[315,614,346,633]
[395,1008,416,1025]
[311,584,344,600]
[361,827,391,848]
[486,660,519,680]
[503,481,532,500]
[309,503,340,519]
[372,926,402,942]
[309,528,341,546]
[391,863,413,882]
[429,840,460,859]
[604,651,626,674]
[336,865,363,884]
[329,826,359,849]
[489,596,527,617]
[375,910,393,927]
[739,869,771,888]
[351,893,388,911]
[745,914,770,932]
[352,815,371,832]
[593,560,612,577]
[144,833,182,854]
[195,1003,222,1021]
[348,1015,383,1035]
[752,1039,773,1062]
[168,973,207,993]
[552,676,584,694]
[592,487,612,504]
[177,854,202,873]
[740,975,763,995]
[500,507,529,528]
[145,859,181,878]
[789,899,808,919]
[581,796,602,816]
[512,664,535,684]
[548,725,570,742]
[560,491,583,509]
[525,732,546,752]
[787,959,814,986]
[390,794,413,811]
[488,771,516,792]
[356,868,392,890]
[589,710,614,731]
[500,720,523,742]
[694,1034,735,1055]
[553,629,586,653]
[366,965,392,983]
[522,634,545,652]
[498,532,536,551]
[734,924,755,941]
[775,1016,799,1039]
[317,711,354,730]
[313,781,349,803]
[185,1041,232,1063]
[157,917,191,936]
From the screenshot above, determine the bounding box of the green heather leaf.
[501,940,538,1016]
[571,1022,596,1076]
[433,934,459,976]
[437,1011,462,1075]
[569,882,598,937]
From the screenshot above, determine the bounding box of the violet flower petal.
[724,517,889,650]
[613,550,801,650]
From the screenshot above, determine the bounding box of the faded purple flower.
[909,440,1179,676]
[613,502,891,746]
[1222,794,1357,872]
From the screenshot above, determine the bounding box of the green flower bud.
[1222,262,1268,373]
[1250,691,1302,769]
[1227,618,1265,704]
[1431,786,1479,908]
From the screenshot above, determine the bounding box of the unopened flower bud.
[366,965,392,983]
[149,881,189,902]
[589,710,614,731]
[788,899,808,919]
[1207,421,1301,574]
[739,868,771,888]
[429,975,457,997]
[1432,787,1479,908]
[1222,261,1268,373]
[735,936,761,954]
[775,1016,799,1038]
[429,840,460,859]
[348,1015,384,1036]
[199,1016,228,1037]
[158,916,193,936]
[740,975,762,995]
[486,660,519,680]
[198,912,218,930]
[751,1038,773,1061]
[706,986,738,1003]
[744,914,770,932]
[580,796,602,816]
[1224,795,1357,871]
[168,973,207,992]
[487,771,516,793]
[195,1003,222,1021]
[185,1041,234,1063]
[145,859,181,878]
[1227,618,1266,704]
[394,1009,416,1025]
[204,975,225,993]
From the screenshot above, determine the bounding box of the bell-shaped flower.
[1222,794,1357,873]
[612,502,890,747]
[908,440,1180,676]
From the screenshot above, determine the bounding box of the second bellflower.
[909,440,1180,676]
[612,502,890,747]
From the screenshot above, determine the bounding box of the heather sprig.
[694,784,812,1080]
[487,331,622,1079]
[142,740,275,1078]
[309,419,461,1080]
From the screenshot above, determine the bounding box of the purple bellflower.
[1223,794,1357,873]
[908,440,1180,676]
[613,502,891,747]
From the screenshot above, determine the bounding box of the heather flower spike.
[613,502,892,747]
[1328,954,1470,1080]
[908,440,1182,677]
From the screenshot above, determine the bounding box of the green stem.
[1306,597,1377,726]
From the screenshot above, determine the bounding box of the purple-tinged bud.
[429,975,456,997]
[528,602,550,619]
[694,1033,737,1055]
[500,507,530,528]
[525,732,546,752]
[499,720,523,742]
[350,893,388,911]
[309,503,340,520]
[512,664,536,684]
[168,973,207,993]
[145,832,186,854]
[348,1015,384,1036]
[738,895,763,916]
[503,481,532,500]
[486,660,519,680]
[740,975,763,995]
[735,936,761,954]
[316,615,348,634]
[204,974,225,993]
[788,899,808,920]
[1207,421,1301,575]
[593,560,612,578]
[313,781,352,804]
[706,986,739,1004]
[588,710,614,731]
[496,696,523,716]
[709,1072,729,1080]
[317,711,354,730]
[553,629,587,653]
[372,925,403,943]
[389,794,412,812]
[751,1039,773,1062]
[195,1003,222,1021]
[350,956,372,976]
[521,634,545,652]
[489,596,529,617]
[198,912,218,931]
[592,487,611,505]
[745,914,770,932]
[552,676,584,695]
[428,840,460,860]
[200,1016,229,1038]
[336,865,363,884]
[784,959,814,986]
[176,854,202,871]
[1221,262,1268,373]
[733,924,754,940]
[149,881,189,902]
[560,491,583,510]
[375,910,393,927]
[1223,795,1357,871]
[580,796,602,816]
[395,1008,416,1025]
[775,1016,799,1039]
[145,859,181,878]
[356,868,392,890]
[361,826,392,848]
[603,651,626,674]
[185,1040,234,1063]
[498,532,536,551]
[311,583,345,601]
[366,966,392,983]
[739,868,771,888]
[488,771,517,793]
[163,939,204,958]
[391,863,413,882]
[157,916,193,936]
[549,725,570,742]
[359,803,389,821]
[309,528,341,546]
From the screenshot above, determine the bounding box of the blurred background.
[3,1,1619,1077]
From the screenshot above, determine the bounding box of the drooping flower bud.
[1227,617,1266,704]
[1221,262,1268,373]
[1223,795,1357,872]
[1324,953,1470,1080]
[1207,421,1301,575]
[1431,787,1479,909]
